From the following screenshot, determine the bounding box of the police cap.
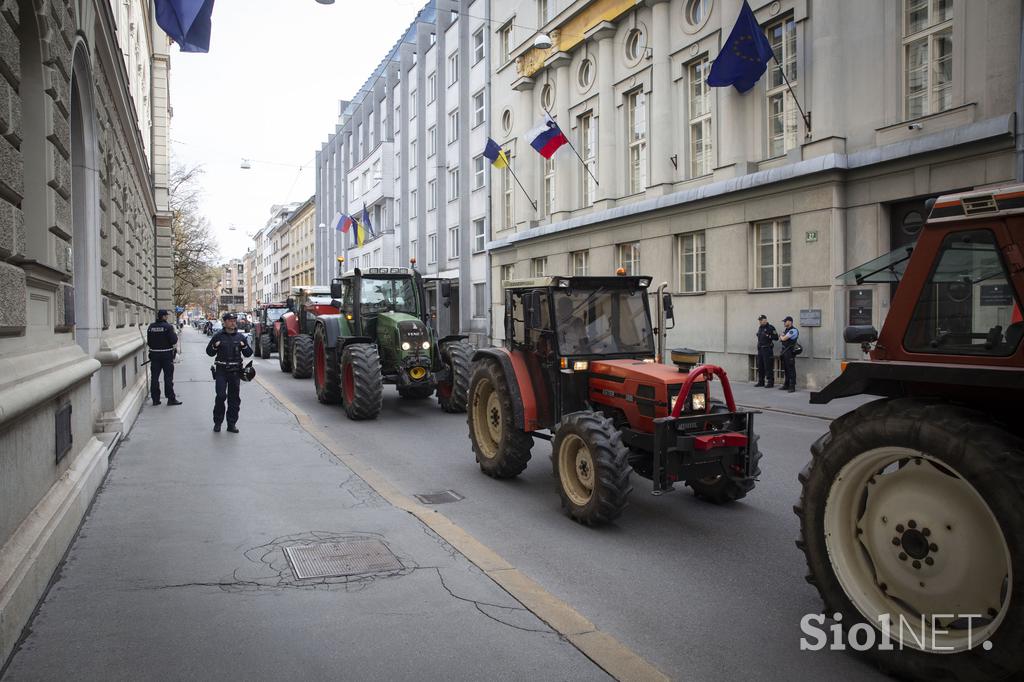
[223,312,238,321]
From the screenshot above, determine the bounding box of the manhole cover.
[414,490,464,505]
[283,540,403,580]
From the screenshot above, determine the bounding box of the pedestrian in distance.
[206,312,253,433]
[146,309,182,406]
[779,315,800,392]
[754,314,779,388]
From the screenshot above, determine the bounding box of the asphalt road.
[251,339,885,681]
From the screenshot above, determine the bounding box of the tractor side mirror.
[330,278,344,300]
[286,297,295,311]
[440,280,452,298]
[662,293,674,320]
[524,291,543,330]
[844,325,878,344]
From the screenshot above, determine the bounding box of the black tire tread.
[438,340,473,413]
[342,343,383,420]
[291,334,314,379]
[551,411,633,525]
[259,333,272,359]
[313,327,342,404]
[278,333,292,372]
[468,359,533,478]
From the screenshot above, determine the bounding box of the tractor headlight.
[572,361,588,371]
[401,341,411,351]
[691,393,706,411]
[421,341,430,350]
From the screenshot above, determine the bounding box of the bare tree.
[170,164,219,308]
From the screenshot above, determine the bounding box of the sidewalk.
[1,330,605,681]
[728,380,874,421]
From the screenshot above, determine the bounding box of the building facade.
[254,202,298,304]
[216,258,246,313]
[315,0,492,343]
[288,196,316,288]
[0,0,171,665]
[487,0,1022,388]
[242,248,255,309]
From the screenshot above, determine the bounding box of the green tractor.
[311,266,474,420]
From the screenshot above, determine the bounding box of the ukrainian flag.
[355,218,366,247]
[483,138,509,169]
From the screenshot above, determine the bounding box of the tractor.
[311,267,474,419]
[252,302,288,359]
[278,286,339,379]
[466,274,762,525]
[796,184,1024,680]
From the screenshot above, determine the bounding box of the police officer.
[147,309,181,406]
[779,315,800,392]
[206,312,253,433]
[754,314,779,388]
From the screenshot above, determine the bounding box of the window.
[428,179,437,210]
[500,264,515,283]
[540,84,554,111]
[571,250,589,276]
[394,102,401,129]
[448,52,459,85]
[903,0,953,119]
[448,168,459,201]
[502,164,514,228]
[542,157,555,216]
[627,90,647,194]
[410,139,417,167]
[428,126,437,157]
[350,179,358,199]
[369,114,376,148]
[410,239,417,260]
[473,28,485,64]
[685,0,711,28]
[410,189,417,217]
[448,225,460,259]
[579,112,597,207]
[904,229,1022,356]
[473,282,486,318]
[616,242,640,276]
[372,159,381,185]
[578,59,594,89]
[688,57,713,177]
[766,16,798,157]
[472,90,485,126]
[357,123,363,157]
[473,217,486,252]
[500,23,513,65]
[448,109,460,142]
[501,109,513,133]
[428,72,437,102]
[410,89,417,115]
[678,232,706,293]
[395,199,401,227]
[473,155,486,189]
[625,29,643,62]
[754,219,791,289]
[428,233,438,263]
[539,0,554,24]
[531,257,547,277]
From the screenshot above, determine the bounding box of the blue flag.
[362,206,374,238]
[707,1,774,93]
[155,0,215,53]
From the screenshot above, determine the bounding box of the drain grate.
[413,489,464,505]
[283,540,403,580]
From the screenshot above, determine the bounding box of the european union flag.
[707,1,775,93]
[155,0,215,53]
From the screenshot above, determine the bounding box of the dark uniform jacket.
[755,324,778,348]
[206,330,253,371]
[147,320,178,353]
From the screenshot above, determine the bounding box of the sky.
[169,0,425,261]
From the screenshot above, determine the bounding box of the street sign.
[799,309,822,327]
[980,284,1013,306]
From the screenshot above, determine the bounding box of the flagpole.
[504,159,538,211]
[543,108,599,187]
[771,55,811,138]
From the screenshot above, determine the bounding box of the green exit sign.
[805,231,818,243]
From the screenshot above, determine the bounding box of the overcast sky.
[170,0,424,261]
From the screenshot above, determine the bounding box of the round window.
[901,210,925,237]
[501,108,513,133]
[578,59,594,90]
[625,29,643,62]
[541,83,554,111]
[683,0,713,32]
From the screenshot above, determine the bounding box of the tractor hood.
[376,312,431,353]
[590,359,685,387]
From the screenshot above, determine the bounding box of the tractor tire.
[437,340,473,413]
[468,358,533,478]
[551,411,632,525]
[313,326,342,404]
[291,334,314,379]
[278,333,292,373]
[340,343,383,420]
[398,385,434,399]
[259,333,272,359]
[796,398,1024,681]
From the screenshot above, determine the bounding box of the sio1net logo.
[800,612,995,652]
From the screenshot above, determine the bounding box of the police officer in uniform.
[779,315,800,392]
[206,312,253,432]
[754,314,778,387]
[147,309,181,406]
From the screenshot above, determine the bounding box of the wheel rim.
[343,361,355,403]
[471,377,500,459]
[314,337,325,388]
[558,434,595,507]
[824,446,1011,652]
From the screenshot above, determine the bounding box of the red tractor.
[252,302,288,359]
[278,286,339,379]
[797,184,1024,680]
[467,274,761,525]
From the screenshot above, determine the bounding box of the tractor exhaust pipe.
[655,281,669,363]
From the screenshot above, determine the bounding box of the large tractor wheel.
[796,398,1024,680]
[552,411,632,525]
[468,359,533,478]
[313,326,341,404]
[437,340,473,413]
[398,385,434,399]
[259,333,272,359]
[278,332,292,373]
[291,334,314,379]
[340,343,383,420]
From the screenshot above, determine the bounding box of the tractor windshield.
[265,308,286,322]
[553,287,655,356]
[360,276,420,316]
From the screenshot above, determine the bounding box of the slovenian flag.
[483,138,509,169]
[527,115,568,159]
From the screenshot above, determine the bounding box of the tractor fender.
[438,334,469,347]
[280,311,300,338]
[313,316,374,351]
[471,348,540,431]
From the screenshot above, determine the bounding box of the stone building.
[487,0,1022,387]
[0,0,171,665]
[216,257,246,314]
[315,0,492,344]
[242,248,255,309]
[288,196,316,288]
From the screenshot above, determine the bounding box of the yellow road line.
[255,374,669,682]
